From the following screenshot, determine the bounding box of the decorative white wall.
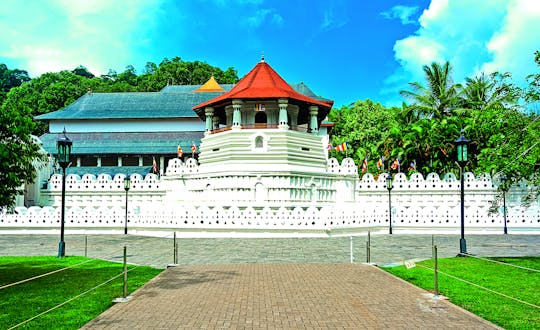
[2,157,539,231]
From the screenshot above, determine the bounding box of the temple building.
[9,58,537,232]
[27,58,337,207]
[35,65,332,177]
[161,56,355,209]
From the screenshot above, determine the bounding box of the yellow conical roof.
[193,76,225,92]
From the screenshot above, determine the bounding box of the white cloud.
[244,9,284,29]
[383,0,540,101]
[482,0,540,81]
[0,0,163,76]
[380,5,419,25]
[320,8,347,31]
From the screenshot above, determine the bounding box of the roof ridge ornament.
[261,52,265,63]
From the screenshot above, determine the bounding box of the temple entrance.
[255,111,267,124]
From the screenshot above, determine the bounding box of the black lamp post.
[500,174,508,235]
[456,131,470,255]
[386,173,393,235]
[124,177,131,235]
[57,130,72,258]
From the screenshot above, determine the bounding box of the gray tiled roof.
[35,82,328,121]
[290,82,333,103]
[35,91,224,120]
[39,131,203,155]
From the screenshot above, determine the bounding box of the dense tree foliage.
[2,58,239,137]
[0,64,30,105]
[329,53,539,205]
[0,90,45,208]
[0,58,238,208]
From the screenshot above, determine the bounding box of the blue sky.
[1,0,539,107]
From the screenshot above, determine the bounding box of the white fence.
[2,169,539,231]
[1,203,538,231]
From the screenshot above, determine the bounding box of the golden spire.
[193,76,225,92]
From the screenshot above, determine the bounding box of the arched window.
[255,136,264,148]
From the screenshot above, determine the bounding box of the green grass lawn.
[0,256,163,329]
[382,256,540,329]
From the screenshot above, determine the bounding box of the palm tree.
[400,61,461,119]
[460,72,519,111]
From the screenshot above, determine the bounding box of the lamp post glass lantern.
[57,130,72,258]
[386,173,393,235]
[124,177,131,235]
[455,131,469,255]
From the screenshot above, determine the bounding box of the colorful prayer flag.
[361,156,368,174]
[152,157,159,174]
[334,142,348,152]
[177,145,183,158]
[391,157,401,171]
[191,143,197,156]
[377,156,384,172]
[409,160,417,171]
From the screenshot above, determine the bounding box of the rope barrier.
[416,264,540,310]
[463,253,540,273]
[2,234,171,328]
[0,243,128,291]
[7,269,127,329]
[7,262,147,329]
[0,258,97,291]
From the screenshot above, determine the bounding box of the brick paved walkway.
[83,263,499,329]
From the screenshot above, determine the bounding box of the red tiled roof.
[193,60,333,110]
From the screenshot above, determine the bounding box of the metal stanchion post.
[84,235,88,257]
[113,245,132,303]
[123,245,127,299]
[433,245,439,297]
[366,231,371,263]
[350,236,353,263]
[173,232,177,264]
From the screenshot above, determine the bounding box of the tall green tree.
[328,100,400,173]
[137,57,238,91]
[400,61,461,119]
[398,61,463,174]
[0,64,30,104]
[0,94,44,208]
[524,50,540,103]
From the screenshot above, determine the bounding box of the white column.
[232,99,242,130]
[278,98,288,129]
[138,156,143,166]
[97,157,102,167]
[309,106,319,133]
[160,156,165,176]
[118,156,122,167]
[205,107,214,135]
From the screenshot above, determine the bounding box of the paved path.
[0,233,538,268]
[1,233,536,329]
[82,263,500,329]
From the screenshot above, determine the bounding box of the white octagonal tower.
[164,57,358,209]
